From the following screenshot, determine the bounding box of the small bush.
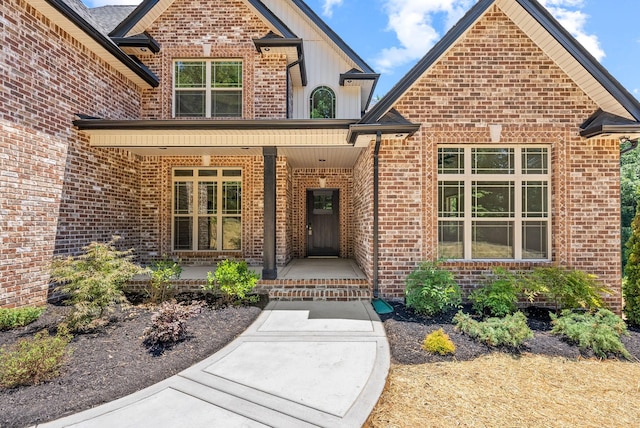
[526,266,611,312]
[142,300,204,349]
[453,311,533,348]
[50,236,145,330]
[203,259,259,304]
[147,258,182,304]
[550,309,630,359]
[624,207,640,326]
[0,329,73,388]
[469,268,520,317]
[422,329,456,355]
[0,307,45,330]
[405,261,462,317]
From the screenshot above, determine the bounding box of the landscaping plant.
[468,268,521,317]
[453,311,533,348]
[203,259,260,304]
[142,300,204,350]
[50,236,145,330]
[147,257,182,303]
[624,206,640,325]
[422,328,456,355]
[0,328,73,388]
[0,307,45,330]
[550,309,631,359]
[405,261,462,317]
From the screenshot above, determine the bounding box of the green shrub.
[203,259,259,304]
[468,268,520,317]
[0,329,73,388]
[623,276,640,327]
[142,300,203,349]
[405,261,462,317]
[50,236,145,331]
[453,311,534,348]
[147,258,182,304]
[422,329,456,355]
[525,266,611,312]
[0,307,45,330]
[550,309,630,359]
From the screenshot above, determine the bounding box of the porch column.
[262,146,277,279]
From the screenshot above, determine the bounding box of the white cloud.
[374,0,604,75]
[321,0,343,18]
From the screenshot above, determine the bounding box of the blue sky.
[84,0,640,100]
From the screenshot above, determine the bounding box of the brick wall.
[1,0,143,307]
[373,5,622,311]
[138,0,287,120]
[353,144,374,281]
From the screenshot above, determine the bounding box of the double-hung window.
[173,168,242,251]
[437,146,550,260]
[174,60,242,117]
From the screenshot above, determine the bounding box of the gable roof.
[361,0,640,129]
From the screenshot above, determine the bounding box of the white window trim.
[172,167,242,252]
[172,59,243,118]
[437,144,552,261]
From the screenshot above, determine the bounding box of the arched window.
[310,86,336,118]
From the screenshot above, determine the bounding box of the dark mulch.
[0,295,264,428]
[378,301,640,364]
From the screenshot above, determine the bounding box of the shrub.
[405,261,462,317]
[550,309,630,359]
[526,266,611,312]
[203,259,259,304]
[468,268,520,317]
[142,300,204,349]
[0,329,73,388]
[147,258,182,304]
[453,311,534,348]
[50,236,145,330]
[422,329,456,355]
[0,307,45,330]
[624,208,640,325]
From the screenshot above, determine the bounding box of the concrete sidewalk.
[36,301,390,428]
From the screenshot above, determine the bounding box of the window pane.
[198,182,216,215]
[174,182,192,215]
[222,169,242,177]
[222,217,241,250]
[175,61,206,88]
[310,86,336,119]
[439,221,463,259]
[473,181,514,217]
[212,62,242,88]
[522,221,548,259]
[174,217,193,250]
[472,148,514,174]
[174,170,194,177]
[522,148,548,174]
[198,217,217,250]
[175,91,205,117]
[223,182,241,214]
[212,91,242,117]
[523,181,548,218]
[438,148,464,174]
[438,181,464,217]
[473,221,513,259]
[199,170,217,177]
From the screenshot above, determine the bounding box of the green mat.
[372,298,393,314]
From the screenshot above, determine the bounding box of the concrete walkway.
[37,301,390,428]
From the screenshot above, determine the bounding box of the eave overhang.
[348,109,420,146]
[580,110,640,139]
[30,0,159,88]
[253,35,307,86]
[340,69,380,115]
[111,32,161,55]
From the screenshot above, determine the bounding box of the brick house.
[2,0,639,310]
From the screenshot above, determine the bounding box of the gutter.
[373,131,381,299]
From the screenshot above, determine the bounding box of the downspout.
[373,131,382,298]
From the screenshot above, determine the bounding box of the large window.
[310,86,336,118]
[173,168,242,251]
[174,60,242,117]
[438,146,550,260]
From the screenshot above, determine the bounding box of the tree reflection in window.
[310,86,336,119]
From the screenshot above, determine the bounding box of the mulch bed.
[378,301,640,364]
[0,295,264,428]
[2,298,639,428]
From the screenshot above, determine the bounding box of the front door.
[306,189,340,257]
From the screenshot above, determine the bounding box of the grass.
[367,354,640,427]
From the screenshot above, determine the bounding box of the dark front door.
[306,189,340,257]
